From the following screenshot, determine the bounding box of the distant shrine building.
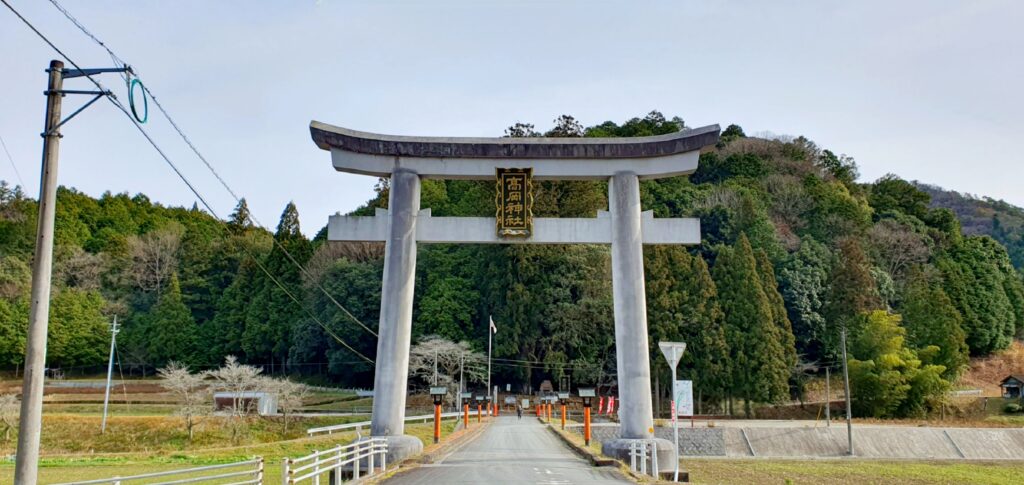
[310,121,720,466]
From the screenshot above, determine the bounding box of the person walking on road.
[516,404,523,420]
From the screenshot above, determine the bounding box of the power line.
[0,133,26,188]
[44,0,379,339]
[1,0,373,365]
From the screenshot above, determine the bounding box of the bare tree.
[303,242,383,287]
[204,356,264,441]
[408,336,486,405]
[0,394,18,442]
[867,219,930,281]
[127,223,184,294]
[55,246,106,291]
[157,362,209,440]
[268,378,309,432]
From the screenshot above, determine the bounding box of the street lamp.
[461,392,472,428]
[579,388,596,446]
[430,387,447,444]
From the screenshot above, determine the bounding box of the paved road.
[385,416,630,485]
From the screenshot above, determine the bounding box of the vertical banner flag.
[607,396,615,415]
[489,316,497,334]
[674,380,694,417]
[598,396,604,415]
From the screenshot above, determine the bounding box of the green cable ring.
[128,78,148,124]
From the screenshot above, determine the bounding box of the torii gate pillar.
[609,172,655,442]
[311,121,720,469]
[368,168,422,458]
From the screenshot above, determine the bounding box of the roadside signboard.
[675,380,694,416]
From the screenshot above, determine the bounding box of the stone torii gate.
[310,121,719,467]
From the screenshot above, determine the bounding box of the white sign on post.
[675,380,694,416]
[659,342,686,370]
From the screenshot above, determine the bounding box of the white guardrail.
[306,411,462,436]
[282,437,387,484]
[627,440,660,478]
[55,458,264,485]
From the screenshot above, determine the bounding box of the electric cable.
[1,0,374,364]
[44,0,378,338]
[0,134,26,188]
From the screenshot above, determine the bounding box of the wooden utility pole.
[15,59,64,485]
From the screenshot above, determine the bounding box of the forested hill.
[1,112,1023,418]
[915,183,1024,269]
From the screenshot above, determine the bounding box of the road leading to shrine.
[383,416,631,485]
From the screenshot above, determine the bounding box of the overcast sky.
[2,0,1022,236]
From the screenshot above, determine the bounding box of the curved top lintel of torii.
[309,120,720,181]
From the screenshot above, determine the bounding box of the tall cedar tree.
[755,249,798,390]
[899,273,968,379]
[144,273,198,366]
[681,254,731,405]
[242,202,312,368]
[713,234,789,416]
[822,237,881,358]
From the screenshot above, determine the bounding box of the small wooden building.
[1000,375,1024,398]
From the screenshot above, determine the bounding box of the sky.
[2,0,1023,236]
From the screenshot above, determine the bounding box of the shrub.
[1004,403,1022,414]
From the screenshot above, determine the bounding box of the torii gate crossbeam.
[311,121,720,471]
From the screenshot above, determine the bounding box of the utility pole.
[14,59,127,485]
[841,326,854,455]
[459,353,464,413]
[825,366,831,427]
[487,316,493,412]
[101,316,120,433]
[15,59,65,485]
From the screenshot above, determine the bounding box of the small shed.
[213,391,279,415]
[1000,375,1024,398]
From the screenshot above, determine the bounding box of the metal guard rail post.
[54,458,264,485]
[283,438,388,484]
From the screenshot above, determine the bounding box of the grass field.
[0,420,460,484]
[685,459,1024,485]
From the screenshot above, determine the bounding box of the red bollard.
[463,403,469,428]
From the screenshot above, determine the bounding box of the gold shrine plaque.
[496,168,533,238]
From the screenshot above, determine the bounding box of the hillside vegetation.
[1,112,1022,419]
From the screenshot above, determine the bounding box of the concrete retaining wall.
[571,424,1024,459]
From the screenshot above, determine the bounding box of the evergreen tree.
[822,237,882,358]
[227,198,252,233]
[144,273,198,366]
[681,254,731,406]
[778,239,831,362]
[900,273,968,379]
[755,249,798,397]
[713,234,789,416]
[242,202,312,369]
[46,289,110,367]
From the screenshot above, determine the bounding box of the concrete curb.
[363,419,494,484]
[544,423,618,467]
